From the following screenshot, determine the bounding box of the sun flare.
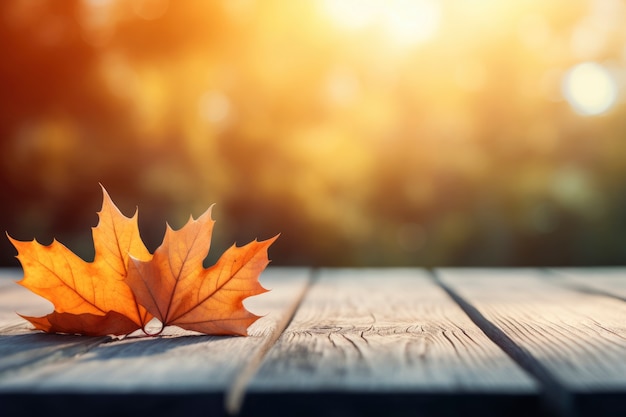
[562,62,618,115]
[322,0,441,46]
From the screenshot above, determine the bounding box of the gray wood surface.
[0,267,310,416]
[3,267,626,417]
[436,268,626,417]
[0,270,52,328]
[0,269,107,376]
[241,268,538,416]
[549,268,626,301]
[0,268,21,287]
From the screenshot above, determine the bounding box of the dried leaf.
[126,208,277,336]
[8,185,152,335]
[8,186,277,337]
[21,311,140,337]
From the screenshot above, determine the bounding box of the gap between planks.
[434,268,626,417]
[5,268,625,417]
[546,268,626,304]
[0,267,313,417]
[431,269,571,417]
[239,268,539,417]
[224,268,314,414]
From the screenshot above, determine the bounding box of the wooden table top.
[1,267,626,417]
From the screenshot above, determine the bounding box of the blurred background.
[1,0,626,267]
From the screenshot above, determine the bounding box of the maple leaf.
[8,186,278,337]
[126,207,278,336]
[7,185,152,336]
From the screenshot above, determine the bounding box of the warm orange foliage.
[8,186,276,337]
[8,185,151,335]
[126,209,277,336]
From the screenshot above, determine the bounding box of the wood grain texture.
[0,270,106,378]
[436,268,626,417]
[242,268,538,417]
[549,268,626,301]
[0,270,51,328]
[0,267,311,417]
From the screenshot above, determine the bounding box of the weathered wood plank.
[0,270,109,378]
[0,268,21,287]
[0,267,311,417]
[549,268,626,301]
[0,270,51,329]
[436,268,626,417]
[241,268,539,417]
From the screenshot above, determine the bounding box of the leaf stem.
[142,322,165,337]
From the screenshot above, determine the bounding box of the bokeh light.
[382,0,441,46]
[1,0,626,268]
[322,0,441,46]
[323,0,379,30]
[562,62,618,115]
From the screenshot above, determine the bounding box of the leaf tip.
[18,313,51,333]
[6,231,16,246]
[266,233,280,245]
[6,233,31,255]
[197,204,215,222]
[98,183,112,205]
[257,233,280,253]
[5,232,32,246]
[97,183,137,220]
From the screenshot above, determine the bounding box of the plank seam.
[224,267,316,416]
[544,268,626,304]
[429,269,575,417]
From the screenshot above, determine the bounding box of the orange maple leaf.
[7,185,152,336]
[126,207,278,336]
[8,186,278,337]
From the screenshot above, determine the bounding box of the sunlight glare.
[562,62,618,115]
[384,0,441,46]
[323,0,379,30]
[323,0,441,46]
[325,67,361,107]
[199,91,231,124]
